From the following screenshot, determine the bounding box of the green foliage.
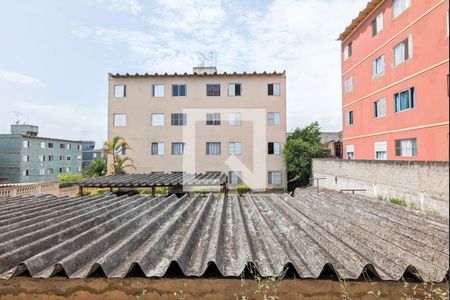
[409,202,420,211]
[236,184,250,196]
[58,172,83,185]
[82,158,107,178]
[283,121,328,187]
[389,197,407,207]
[103,136,135,175]
[93,188,109,195]
[78,189,91,196]
[377,195,386,201]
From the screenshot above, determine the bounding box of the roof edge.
[108,70,286,79]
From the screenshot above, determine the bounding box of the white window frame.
[206,142,221,155]
[228,112,242,126]
[171,142,185,155]
[23,155,29,162]
[393,35,412,67]
[151,142,165,155]
[372,12,384,36]
[395,138,417,157]
[345,110,353,126]
[392,0,411,19]
[268,171,282,185]
[228,142,242,155]
[267,112,280,125]
[374,98,387,118]
[344,76,353,93]
[114,85,126,98]
[374,141,388,160]
[113,113,127,127]
[172,84,186,97]
[268,83,280,96]
[346,144,355,159]
[344,42,352,60]
[268,142,281,155]
[151,113,165,127]
[23,169,29,176]
[372,55,385,78]
[39,168,45,175]
[228,83,241,96]
[152,84,165,97]
[40,142,46,149]
[206,113,221,125]
[229,171,243,185]
[23,140,29,148]
[39,155,44,162]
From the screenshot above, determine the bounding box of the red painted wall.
[341,0,449,161]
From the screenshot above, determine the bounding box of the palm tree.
[83,158,107,178]
[103,136,135,174]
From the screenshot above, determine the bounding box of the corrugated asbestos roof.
[109,70,286,78]
[0,189,448,281]
[77,172,227,187]
[338,0,384,41]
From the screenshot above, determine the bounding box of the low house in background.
[320,131,342,158]
[0,124,82,183]
[82,141,104,169]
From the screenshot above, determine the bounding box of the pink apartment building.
[339,0,449,161]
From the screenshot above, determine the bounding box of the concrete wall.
[312,158,449,215]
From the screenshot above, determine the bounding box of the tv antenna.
[10,111,25,124]
[197,50,217,67]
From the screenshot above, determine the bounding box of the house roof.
[0,134,83,144]
[109,70,286,79]
[77,172,227,187]
[0,189,447,280]
[338,0,385,41]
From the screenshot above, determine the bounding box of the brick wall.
[312,158,449,216]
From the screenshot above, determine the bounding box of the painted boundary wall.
[311,158,449,216]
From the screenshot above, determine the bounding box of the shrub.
[58,172,83,187]
[78,190,91,196]
[236,184,250,196]
[389,197,407,207]
[139,189,152,195]
[94,188,109,195]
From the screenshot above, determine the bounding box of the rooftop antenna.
[79,129,88,141]
[197,50,217,68]
[10,111,24,124]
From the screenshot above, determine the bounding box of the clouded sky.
[0,0,366,146]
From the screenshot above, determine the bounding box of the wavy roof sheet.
[109,70,286,78]
[0,189,448,280]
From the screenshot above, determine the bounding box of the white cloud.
[72,0,367,131]
[0,70,44,87]
[93,0,142,15]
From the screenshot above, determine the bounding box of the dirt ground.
[0,277,448,299]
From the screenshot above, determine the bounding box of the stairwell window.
[228,83,241,96]
[206,113,221,125]
[23,140,29,148]
[206,142,221,155]
[113,114,127,127]
[372,55,385,77]
[345,111,353,126]
[267,112,280,125]
[268,83,280,96]
[152,84,165,97]
[393,36,412,67]
[40,142,46,149]
[228,113,242,126]
[23,170,29,176]
[268,171,282,184]
[228,142,242,155]
[394,87,415,112]
[374,98,386,118]
[392,0,411,19]
[114,85,126,98]
[344,42,352,60]
[344,77,353,93]
[23,155,29,162]
[152,113,165,126]
[39,169,45,175]
[395,138,416,157]
[371,12,384,36]
[268,142,281,155]
[206,84,220,96]
[229,171,242,184]
[172,84,186,96]
[151,142,165,155]
[171,142,185,155]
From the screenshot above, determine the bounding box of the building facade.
[339,0,449,161]
[108,68,287,191]
[82,141,104,169]
[0,124,83,183]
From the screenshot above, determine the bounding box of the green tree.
[103,136,136,174]
[82,158,107,178]
[283,121,328,187]
[57,172,83,186]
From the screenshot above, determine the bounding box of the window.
[344,76,353,93]
[392,0,411,19]
[78,166,82,172]
[23,155,29,162]
[229,171,243,184]
[393,36,412,66]
[48,143,54,148]
[267,83,280,96]
[60,143,65,149]
[171,142,185,155]
[345,111,353,126]
[66,156,71,161]
[114,85,126,98]
[395,138,417,157]
[228,83,241,96]
[48,155,54,161]
[39,169,45,175]
[59,155,64,161]
[344,42,352,60]
[77,145,81,150]
[207,84,220,96]
[268,171,282,184]
[372,55,385,77]
[47,168,54,175]
[113,113,127,127]
[116,146,126,156]
[152,113,165,126]
[152,84,165,97]
[346,144,355,159]
[172,84,186,96]
[374,141,387,160]
[206,113,221,125]
[371,12,384,36]
[229,112,242,126]
[93,153,97,158]
[394,87,415,112]
[77,154,82,160]
[39,155,45,162]
[59,168,64,173]
[23,169,29,176]
[268,142,281,155]
[267,112,280,125]
[23,140,29,148]
[171,113,187,126]
[67,144,71,150]
[151,142,165,155]
[374,98,387,118]
[206,142,221,155]
[40,142,45,149]
[66,167,70,172]
[228,142,242,155]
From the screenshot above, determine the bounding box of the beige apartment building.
[107,67,287,191]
